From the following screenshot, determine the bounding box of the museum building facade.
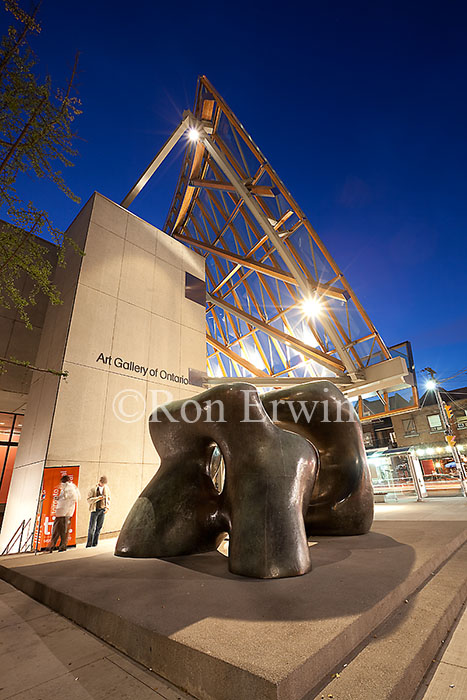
[0,193,206,550]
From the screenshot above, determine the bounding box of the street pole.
[431,383,467,497]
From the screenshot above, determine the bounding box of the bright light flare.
[301,296,322,318]
[426,379,437,390]
[188,127,199,143]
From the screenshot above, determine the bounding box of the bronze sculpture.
[262,382,374,536]
[115,381,373,578]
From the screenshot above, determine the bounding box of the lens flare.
[301,296,322,318]
[188,127,199,142]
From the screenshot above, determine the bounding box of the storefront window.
[0,414,14,442]
[0,412,23,527]
[0,445,17,504]
[368,454,416,499]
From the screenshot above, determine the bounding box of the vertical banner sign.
[34,466,80,551]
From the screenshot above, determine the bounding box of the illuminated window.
[0,413,23,523]
[427,414,443,432]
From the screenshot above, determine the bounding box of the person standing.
[86,476,110,547]
[46,475,80,552]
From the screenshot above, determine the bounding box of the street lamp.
[421,368,467,497]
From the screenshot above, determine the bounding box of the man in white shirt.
[46,475,80,552]
[86,476,111,547]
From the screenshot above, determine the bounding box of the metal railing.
[1,518,34,556]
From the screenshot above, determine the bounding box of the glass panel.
[420,458,462,494]
[361,396,385,417]
[0,414,14,442]
[388,387,416,410]
[368,454,417,500]
[0,445,17,503]
[0,445,7,479]
[11,416,23,442]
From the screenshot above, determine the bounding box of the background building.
[363,387,467,498]
[392,387,467,473]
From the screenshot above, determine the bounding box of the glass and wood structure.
[122,76,418,418]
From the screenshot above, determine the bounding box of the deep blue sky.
[3,1,466,389]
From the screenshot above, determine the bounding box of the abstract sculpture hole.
[208,444,225,494]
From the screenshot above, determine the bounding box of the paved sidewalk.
[415,601,467,700]
[0,578,193,700]
[0,497,466,700]
[374,495,467,521]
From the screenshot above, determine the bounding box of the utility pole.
[421,368,467,497]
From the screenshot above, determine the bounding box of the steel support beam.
[176,232,349,301]
[190,179,277,197]
[194,118,359,379]
[121,114,191,208]
[174,232,299,285]
[207,335,268,377]
[207,293,346,375]
[205,356,412,400]
[206,375,350,387]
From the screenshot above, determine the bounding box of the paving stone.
[0,619,71,698]
[3,665,171,700]
[27,609,73,638]
[422,661,467,700]
[441,606,467,669]
[107,652,193,699]
[59,657,179,700]
[26,622,109,671]
[0,593,49,630]
[0,580,13,595]
[0,618,109,698]
[1,673,94,700]
[0,581,192,700]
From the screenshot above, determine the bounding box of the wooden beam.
[207,335,268,377]
[207,293,346,374]
[174,232,298,285]
[190,179,277,197]
[201,99,215,120]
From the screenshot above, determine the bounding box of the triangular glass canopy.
[122,76,418,417]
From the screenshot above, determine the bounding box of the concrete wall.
[0,193,206,549]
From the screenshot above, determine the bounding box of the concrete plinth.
[1,520,467,700]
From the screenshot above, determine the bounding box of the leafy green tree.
[0,0,81,335]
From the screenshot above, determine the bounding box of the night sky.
[3,1,466,389]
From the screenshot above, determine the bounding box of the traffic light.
[445,404,454,422]
[446,434,457,448]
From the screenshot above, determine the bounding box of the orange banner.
[34,466,80,551]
